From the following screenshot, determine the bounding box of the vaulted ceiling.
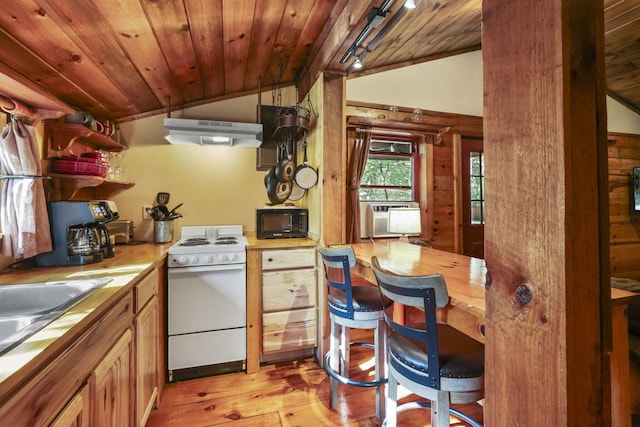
[0,0,638,122]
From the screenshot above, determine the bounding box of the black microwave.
[256,207,308,239]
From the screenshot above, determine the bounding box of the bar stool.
[371,256,484,427]
[318,246,390,420]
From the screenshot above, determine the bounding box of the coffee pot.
[67,224,103,265]
[34,201,119,267]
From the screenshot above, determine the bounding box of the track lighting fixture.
[353,55,363,69]
[340,0,416,70]
[339,0,394,65]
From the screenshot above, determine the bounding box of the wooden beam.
[482,0,609,425]
[320,71,347,246]
[318,71,346,365]
[303,1,376,97]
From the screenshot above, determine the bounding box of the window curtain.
[0,118,52,259]
[346,128,372,243]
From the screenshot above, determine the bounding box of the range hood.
[163,117,263,147]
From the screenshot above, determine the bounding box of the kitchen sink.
[0,278,112,356]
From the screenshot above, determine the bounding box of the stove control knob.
[229,254,238,262]
[220,254,228,262]
[176,256,188,265]
[204,254,214,264]
[190,256,199,264]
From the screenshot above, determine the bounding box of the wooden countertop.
[0,242,171,398]
[351,241,640,342]
[246,234,317,250]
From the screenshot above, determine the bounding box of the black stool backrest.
[371,256,449,389]
[318,246,358,320]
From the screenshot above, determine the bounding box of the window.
[359,138,418,201]
[469,151,485,224]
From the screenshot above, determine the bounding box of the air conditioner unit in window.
[365,202,419,238]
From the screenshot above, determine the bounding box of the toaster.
[106,220,134,244]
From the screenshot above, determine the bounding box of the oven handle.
[168,264,246,274]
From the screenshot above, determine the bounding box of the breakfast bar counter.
[350,240,639,427]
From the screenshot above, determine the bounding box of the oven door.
[168,264,246,335]
[168,264,247,371]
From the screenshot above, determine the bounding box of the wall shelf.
[44,121,126,158]
[43,121,134,201]
[45,173,134,201]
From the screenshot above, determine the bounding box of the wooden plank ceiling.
[0,0,638,122]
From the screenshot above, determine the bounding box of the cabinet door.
[262,268,316,312]
[136,295,158,427]
[92,329,133,427]
[49,384,90,427]
[261,248,316,270]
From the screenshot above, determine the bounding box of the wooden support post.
[482,0,609,425]
[318,72,346,364]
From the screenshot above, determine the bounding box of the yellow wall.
[114,87,303,242]
[347,50,640,134]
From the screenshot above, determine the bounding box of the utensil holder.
[154,220,174,243]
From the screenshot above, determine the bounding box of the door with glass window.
[461,137,484,258]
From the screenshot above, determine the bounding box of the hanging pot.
[269,180,292,205]
[264,166,276,189]
[265,166,291,204]
[275,140,295,182]
[264,166,278,197]
[294,139,318,189]
[288,180,306,201]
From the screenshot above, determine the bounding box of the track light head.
[353,55,363,69]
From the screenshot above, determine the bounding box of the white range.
[166,225,247,381]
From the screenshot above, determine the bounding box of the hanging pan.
[288,180,306,201]
[265,166,292,204]
[275,140,295,182]
[294,138,318,189]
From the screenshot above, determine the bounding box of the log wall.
[609,132,640,280]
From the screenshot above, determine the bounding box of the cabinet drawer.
[262,308,317,353]
[135,269,158,312]
[262,268,316,312]
[261,248,316,270]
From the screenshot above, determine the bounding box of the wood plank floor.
[146,330,483,427]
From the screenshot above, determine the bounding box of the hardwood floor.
[146,330,483,427]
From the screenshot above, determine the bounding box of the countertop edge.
[246,235,317,250]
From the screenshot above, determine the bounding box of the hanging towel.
[0,119,52,258]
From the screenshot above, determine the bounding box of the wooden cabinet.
[0,261,163,427]
[49,384,90,427]
[134,269,159,427]
[260,248,317,354]
[0,290,134,426]
[43,121,134,200]
[91,329,133,427]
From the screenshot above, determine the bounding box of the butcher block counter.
[0,242,171,427]
[246,235,318,373]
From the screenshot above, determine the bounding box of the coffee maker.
[34,201,118,267]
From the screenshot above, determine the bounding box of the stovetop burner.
[179,238,211,247]
[214,237,238,245]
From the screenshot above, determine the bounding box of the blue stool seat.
[389,324,484,381]
[328,286,386,316]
